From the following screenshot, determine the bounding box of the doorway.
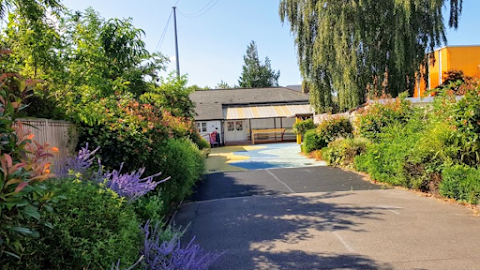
[225,120,247,142]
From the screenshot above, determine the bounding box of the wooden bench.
[251,128,286,145]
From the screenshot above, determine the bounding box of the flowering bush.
[58,144,170,201]
[101,163,169,201]
[56,143,100,177]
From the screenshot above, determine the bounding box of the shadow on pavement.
[248,251,394,270]
[191,172,289,201]
[177,191,390,269]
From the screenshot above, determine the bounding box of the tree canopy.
[216,80,232,89]
[238,40,280,88]
[279,0,463,112]
[1,7,169,122]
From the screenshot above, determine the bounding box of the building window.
[196,122,207,132]
[236,121,243,131]
[227,121,234,131]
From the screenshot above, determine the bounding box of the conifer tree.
[238,41,280,88]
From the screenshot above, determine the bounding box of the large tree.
[279,0,463,112]
[238,40,280,88]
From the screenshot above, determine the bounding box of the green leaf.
[43,221,54,229]
[23,205,40,220]
[3,251,20,259]
[44,204,53,213]
[9,226,33,235]
[30,230,40,238]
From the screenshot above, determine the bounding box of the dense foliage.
[321,138,371,168]
[0,73,58,261]
[238,41,280,88]
[318,77,480,205]
[279,0,463,112]
[156,139,206,214]
[355,92,412,139]
[302,116,353,153]
[292,118,315,136]
[3,180,142,270]
[301,129,326,154]
[1,2,217,269]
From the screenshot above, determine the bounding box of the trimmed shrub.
[4,180,141,270]
[302,129,326,153]
[293,118,316,135]
[154,138,205,213]
[322,137,371,167]
[440,165,480,205]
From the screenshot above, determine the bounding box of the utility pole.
[173,6,180,78]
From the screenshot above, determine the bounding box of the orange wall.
[414,46,480,97]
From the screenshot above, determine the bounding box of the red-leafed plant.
[0,70,58,259]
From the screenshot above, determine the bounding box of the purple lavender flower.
[100,163,170,201]
[57,143,100,177]
[141,220,222,270]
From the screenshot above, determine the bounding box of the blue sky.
[62,0,480,88]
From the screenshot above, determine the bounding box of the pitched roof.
[190,87,310,120]
[285,84,303,92]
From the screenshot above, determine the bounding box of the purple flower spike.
[57,143,100,177]
[100,163,170,201]
[141,220,223,270]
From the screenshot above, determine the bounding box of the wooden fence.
[19,118,78,167]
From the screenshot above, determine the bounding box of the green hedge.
[155,138,206,213]
[302,129,326,153]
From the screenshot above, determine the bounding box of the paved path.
[175,162,480,269]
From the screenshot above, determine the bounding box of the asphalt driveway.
[175,160,480,269]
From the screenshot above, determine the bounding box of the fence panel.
[19,118,78,167]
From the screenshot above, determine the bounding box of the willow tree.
[279,0,463,112]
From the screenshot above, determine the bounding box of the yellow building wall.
[447,46,480,78]
[414,46,480,98]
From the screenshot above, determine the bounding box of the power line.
[179,0,215,16]
[155,10,173,51]
[178,0,220,18]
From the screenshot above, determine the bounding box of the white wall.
[196,120,222,143]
